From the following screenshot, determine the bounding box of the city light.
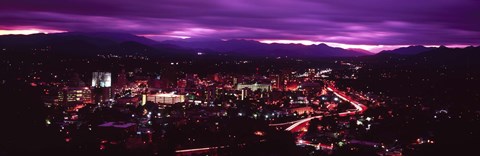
[2,3,477,154]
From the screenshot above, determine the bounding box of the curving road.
[273,84,367,133]
[281,84,368,150]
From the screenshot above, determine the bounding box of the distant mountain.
[410,45,480,66]
[0,32,160,47]
[359,45,480,67]
[0,33,112,48]
[0,32,185,57]
[0,32,375,58]
[163,39,369,57]
[60,32,159,45]
[347,48,373,55]
[379,45,434,55]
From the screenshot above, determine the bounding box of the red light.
[100,145,105,150]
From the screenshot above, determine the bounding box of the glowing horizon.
[0,29,65,35]
[258,39,475,53]
[0,29,476,53]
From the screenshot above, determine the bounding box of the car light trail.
[280,85,367,132]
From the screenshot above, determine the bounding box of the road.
[278,83,368,150]
[279,84,367,133]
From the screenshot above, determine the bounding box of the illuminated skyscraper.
[92,72,112,87]
[92,72,113,103]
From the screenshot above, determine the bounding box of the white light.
[366,117,372,121]
[356,120,363,125]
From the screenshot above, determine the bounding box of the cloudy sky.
[0,0,479,52]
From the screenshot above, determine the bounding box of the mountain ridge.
[1,32,475,58]
[379,45,435,55]
[162,39,368,57]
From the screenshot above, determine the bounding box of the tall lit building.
[92,72,112,87]
[241,88,249,100]
[92,72,113,103]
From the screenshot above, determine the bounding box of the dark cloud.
[0,0,479,45]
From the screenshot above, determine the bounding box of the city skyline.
[1,1,479,155]
[1,0,479,52]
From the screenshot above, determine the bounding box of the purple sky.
[0,0,479,52]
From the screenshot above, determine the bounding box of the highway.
[277,83,368,150]
[278,85,367,133]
